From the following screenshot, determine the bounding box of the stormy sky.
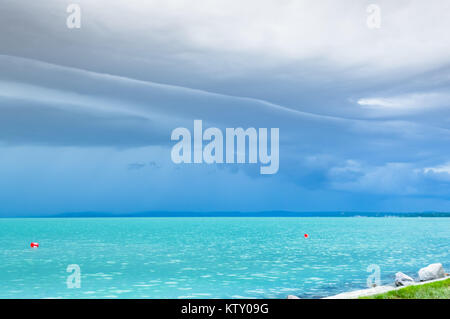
[1,0,450,216]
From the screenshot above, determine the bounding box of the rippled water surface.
[0,217,449,298]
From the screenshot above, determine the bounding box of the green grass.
[361,278,450,299]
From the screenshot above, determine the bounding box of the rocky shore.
[287,263,448,299]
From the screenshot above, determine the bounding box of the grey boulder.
[418,263,445,281]
[394,272,414,287]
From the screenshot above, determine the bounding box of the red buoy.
[30,242,39,248]
[304,234,309,238]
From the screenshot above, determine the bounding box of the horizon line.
[2,211,450,218]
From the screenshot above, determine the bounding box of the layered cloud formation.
[1,1,450,215]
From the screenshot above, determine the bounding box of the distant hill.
[41,211,450,218]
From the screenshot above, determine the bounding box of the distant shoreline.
[2,211,450,218]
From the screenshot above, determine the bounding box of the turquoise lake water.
[0,217,449,299]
